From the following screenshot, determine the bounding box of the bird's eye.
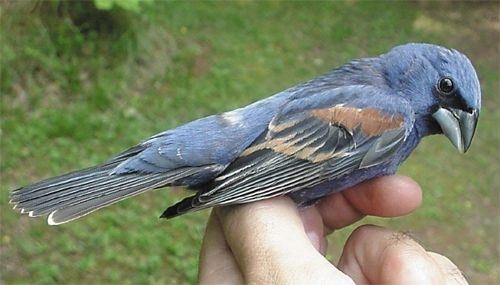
[437,77,455,95]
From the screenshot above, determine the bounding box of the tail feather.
[11,166,113,199]
[24,174,144,210]
[10,167,171,223]
[9,143,213,225]
[20,175,145,216]
[10,143,227,224]
[11,169,113,204]
[10,146,142,200]
[61,168,203,210]
[10,164,215,225]
[46,174,171,225]
[32,171,190,218]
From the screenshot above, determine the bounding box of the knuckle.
[349,224,381,242]
[381,246,444,284]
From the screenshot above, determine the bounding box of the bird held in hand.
[10,43,481,225]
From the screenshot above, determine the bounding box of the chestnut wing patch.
[311,106,404,136]
[165,105,408,214]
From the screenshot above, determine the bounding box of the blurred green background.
[1,1,498,284]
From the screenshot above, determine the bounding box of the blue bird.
[10,43,481,225]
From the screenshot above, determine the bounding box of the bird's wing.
[162,86,414,217]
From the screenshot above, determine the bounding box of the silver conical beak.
[432,107,479,153]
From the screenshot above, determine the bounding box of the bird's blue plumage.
[111,92,289,176]
[10,43,482,224]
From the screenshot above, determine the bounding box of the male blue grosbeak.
[10,43,481,225]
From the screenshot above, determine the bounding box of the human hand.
[198,175,468,284]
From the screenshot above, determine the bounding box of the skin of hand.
[198,175,468,285]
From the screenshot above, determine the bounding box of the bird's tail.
[9,159,174,225]
[9,145,203,225]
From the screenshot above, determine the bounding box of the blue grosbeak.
[11,43,481,225]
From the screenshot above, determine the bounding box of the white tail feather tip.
[47,211,60,226]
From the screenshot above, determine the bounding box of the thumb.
[216,197,354,284]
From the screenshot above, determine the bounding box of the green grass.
[1,1,498,284]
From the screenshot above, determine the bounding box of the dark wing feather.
[162,105,408,218]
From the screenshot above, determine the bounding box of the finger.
[199,211,244,285]
[338,225,449,285]
[343,175,422,216]
[298,206,328,255]
[317,175,422,231]
[428,252,469,285]
[216,197,354,284]
[315,188,364,232]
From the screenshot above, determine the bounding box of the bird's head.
[382,43,481,153]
